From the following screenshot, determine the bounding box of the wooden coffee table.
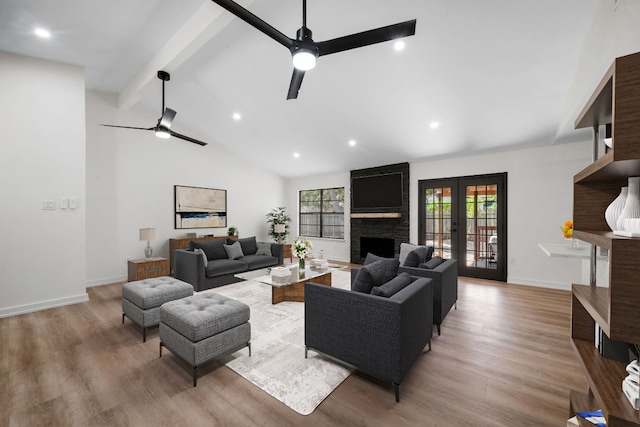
[236,267,332,304]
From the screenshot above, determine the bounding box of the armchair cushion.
[421,256,444,269]
[371,273,412,297]
[364,253,400,283]
[189,239,227,260]
[255,242,272,256]
[352,260,386,294]
[223,241,244,260]
[403,247,428,267]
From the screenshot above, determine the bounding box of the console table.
[169,235,230,274]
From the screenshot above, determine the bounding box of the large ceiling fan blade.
[211,0,294,49]
[101,124,154,131]
[287,68,306,100]
[316,19,416,57]
[169,130,208,147]
[159,108,177,129]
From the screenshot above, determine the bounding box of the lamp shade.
[292,49,317,71]
[139,228,157,241]
[274,224,286,233]
[155,126,171,139]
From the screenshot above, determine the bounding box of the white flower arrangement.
[292,238,313,260]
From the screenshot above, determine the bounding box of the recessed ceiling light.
[232,112,241,121]
[394,41,405,51]
[430,121,440,129]
[348,139,357,147]
[293,152,300,158]
[34,28,51,39]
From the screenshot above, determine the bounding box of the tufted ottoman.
[122,277,194,342]
[159,293,251,386]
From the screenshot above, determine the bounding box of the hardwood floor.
[0,275,586,426]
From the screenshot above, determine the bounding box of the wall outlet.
[42,200,56,210]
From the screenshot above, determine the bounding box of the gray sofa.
[305,270,433,402]
[173,236,283,292]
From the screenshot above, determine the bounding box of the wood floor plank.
[0,275,586,426]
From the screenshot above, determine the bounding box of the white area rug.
[209,269,352,415]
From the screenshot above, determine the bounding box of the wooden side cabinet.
[128,257,169,282]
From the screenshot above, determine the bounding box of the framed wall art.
[174,185,227,229]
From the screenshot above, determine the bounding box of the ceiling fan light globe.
[155,127,171,139]
[292,49,317,71]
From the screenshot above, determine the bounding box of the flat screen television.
[351,172,403,211]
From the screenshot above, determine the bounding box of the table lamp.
[139,228,157,258]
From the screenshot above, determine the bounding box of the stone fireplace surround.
[350,163,410,264]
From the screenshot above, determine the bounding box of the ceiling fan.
[211,0,416,99]
[101,71,207,146]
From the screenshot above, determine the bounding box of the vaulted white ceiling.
[0,0,598,178]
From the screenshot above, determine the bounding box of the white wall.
[286,141,592,290]
[0,52,87,317]
[85,91,286,286]
[410,141,592,289]
[285,172,351,262]
[558,0,640,138]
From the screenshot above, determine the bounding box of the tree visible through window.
[299,187,345,239]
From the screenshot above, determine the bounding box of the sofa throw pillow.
[403,246,428,267]
[398,243,420,265]
[223,241,245,260]
[371,273,412,298]
[420,256,444,269]
[189,239,227,260]
[255,242,272,256]
[193,248,208,267]
[425,246,434,261]
[235,236,257,256]
[352,260,386,294]
[364,252,400,283]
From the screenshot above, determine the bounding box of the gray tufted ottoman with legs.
[122,277,194,342]
[159,293,251,386]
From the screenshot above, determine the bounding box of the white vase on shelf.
[605,186,627,231]
[617,177,640,231]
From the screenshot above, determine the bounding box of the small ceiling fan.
[211,0,416,99]
[101,71,207,146]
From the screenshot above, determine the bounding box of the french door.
[418,173,507,281]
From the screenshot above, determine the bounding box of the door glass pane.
[424,187,451,258]
[465,184,498,269]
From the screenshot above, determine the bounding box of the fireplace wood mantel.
[349,213,402,219]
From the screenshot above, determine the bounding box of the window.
[299,187,345,239]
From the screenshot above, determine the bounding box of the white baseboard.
[0,293,90,319]
[506,276,571,291]
[86,275,127,287]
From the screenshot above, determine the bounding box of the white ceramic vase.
[617,177,640,231]
[605,186,627,231]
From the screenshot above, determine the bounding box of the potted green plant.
[266,207,291,244]
[227,226,239,237]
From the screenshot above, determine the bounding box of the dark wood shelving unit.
[569,51,640,427]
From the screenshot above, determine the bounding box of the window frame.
[298,187,345,239]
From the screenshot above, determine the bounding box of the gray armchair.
[398,258,458,335]
[304,276,433,402]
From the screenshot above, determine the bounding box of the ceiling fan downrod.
[157,70,170,116]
